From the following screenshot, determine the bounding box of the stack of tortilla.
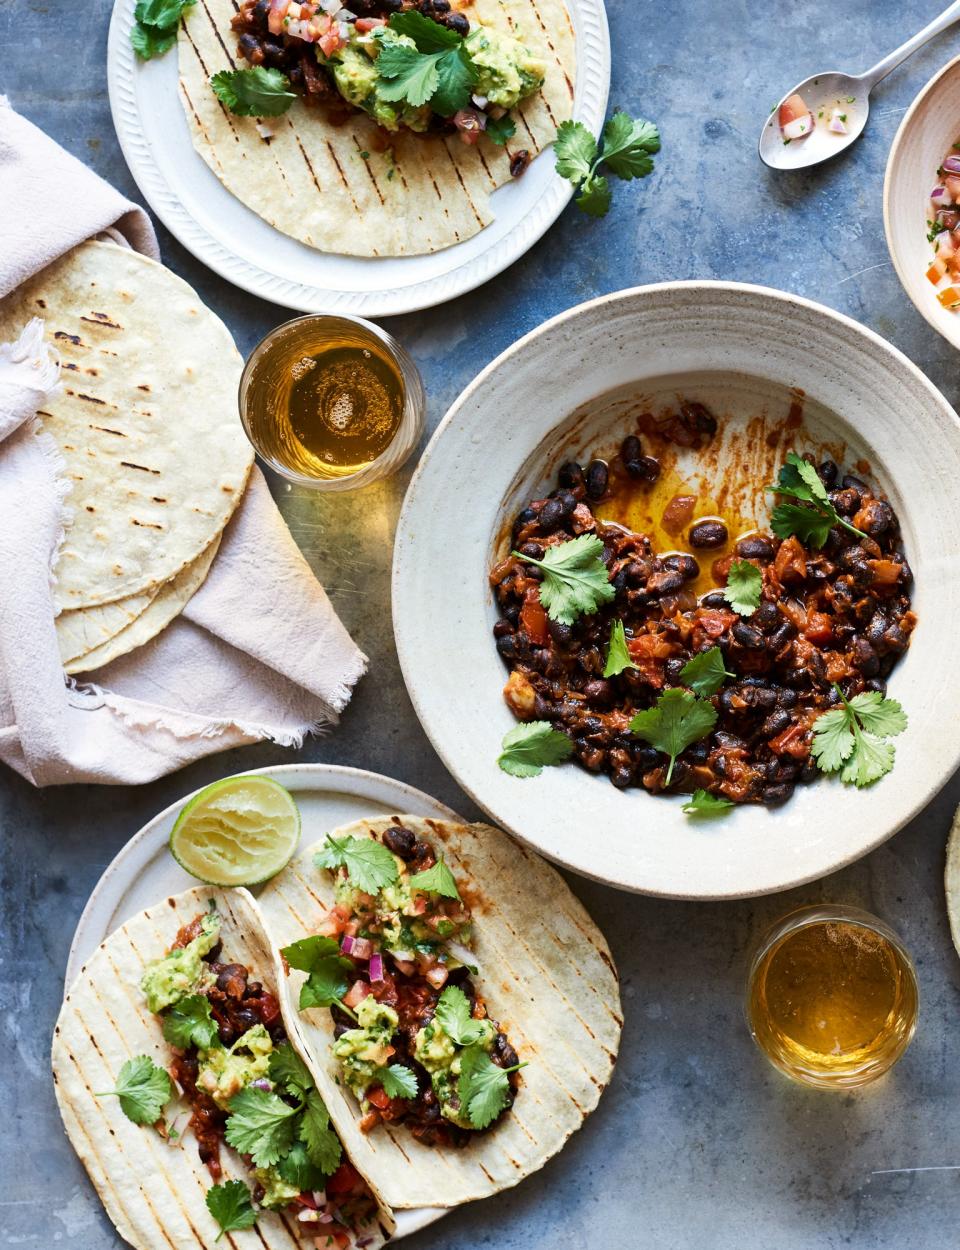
[0,240,254,674]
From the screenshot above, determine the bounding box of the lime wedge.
[169,775,301,886]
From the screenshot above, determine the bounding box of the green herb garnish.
[679,646,733,697]
[376,1064,419,1099]
[553,112,660,217]
[497,721,574,778]
[210,67,296,117]
[767,452,866,548]
[95,1055,172,1125]
[724,559,763,617]
[408,855,460,901]
[161,993,221,1051]
[376,11,476,116]
[682,789,734,817]
[485,115,517,146]
[810,687,907,786]
[206,1180,256,1241]
[314,834,400,894]
[225,1087,300,1166]
[928,218,949,243]
[458,1045,526,1129]
[435,984,487,1046]
[603,618,638,677]
[280,935,358,1019]
[629,688,717,784]
[130,0,195,59]
[513,533,615,624]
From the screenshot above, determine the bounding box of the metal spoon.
[759,0,960,170]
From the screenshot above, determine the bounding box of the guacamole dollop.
[327,29,431,133]
[331,996,398,1099]
[253,1166,302,1210]
[197,1024,273,1108]
[140,912,220,1013]
[464,26,546,109]
[414,1014,497,1129]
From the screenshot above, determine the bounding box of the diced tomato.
[661,494,697,534]
[697,609,736,639]
[928,259,947,285]
[318,20,345,56]
[296,1191,318,1210]
[520,589,549,646]
[938,285,960,309]
[804,611,833,645]
[774,537,806,584]
[867,558,903,586]
[367,1086,392,1110]
[268,0,288,35]
[768,723,810,759]
[355,16,386,30]
[342,979,370,1009]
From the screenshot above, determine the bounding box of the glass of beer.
[239,314,425,491]
[745,904,919,1090]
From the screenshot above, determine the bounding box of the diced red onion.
[249,1078,273,1092]
[471,94,489,109]
[351,936,373,961]
[340,934,354,956]
[827,109,848,135]
[311,1191,327,1206]
[944,155,960,175]
[317,1211,334,1224]
[369,952,384,982]
[933,185,947,200]
[781,113,813,141]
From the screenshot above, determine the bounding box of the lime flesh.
[169,775,301,887]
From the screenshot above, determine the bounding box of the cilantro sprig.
[435,984,486,1046]
[554,112,660,217]
[682,789,733,817]
[377,1063,419,1099]
[314,833,400,894]
[408,855,461,900]
[603,618,637,677]
[206,1180,256,1241]
[497,721,574,778]
[629,688,717,784]
[162,994,221,1051]
[224,1087,300,1166]
[95,1055,172,1125]
[130,0,195,60]
[767,453,867,549]
[376,12,477,116]
[513,534,615,624]
[811,687,907,786]
[679,646,733,697]
[281,934,358,1019]
[724,560,763,617]
[211,67,297,117]
[458,1045,525,1129]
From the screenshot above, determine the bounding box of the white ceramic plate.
[64,762,460,1241]
[392,281,960,900]
[885,53,960,350]
[106,0,608,315]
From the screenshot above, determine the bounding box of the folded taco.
[258,816,622,1210]
[52,887,394,1249]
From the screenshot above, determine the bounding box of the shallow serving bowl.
[885,54,960,350]
[393,283,960,899]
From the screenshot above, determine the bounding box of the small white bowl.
[885,54,960,349]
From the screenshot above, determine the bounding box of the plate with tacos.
[54,765,622,1246]
[106,0,609,313]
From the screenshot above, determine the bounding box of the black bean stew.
[490,426,916,807]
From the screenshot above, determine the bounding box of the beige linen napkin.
[0,98,367,786]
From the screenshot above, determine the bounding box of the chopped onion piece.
[782,114,814,141]
[255,121,275,140]
[340,934,354,956]
[319,0,339,10]
[471,94,489,109]
[369,952,384,982]
[426,964,449,988]
[444,939,478,971]
[298,1210,320,1223]
[351,936,373,961]
[249,1078,273,1092]
[944,155,960,175]
[827,108,848,135]
[388,948,415,963]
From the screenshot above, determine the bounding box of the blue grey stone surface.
[4,0,960,1246]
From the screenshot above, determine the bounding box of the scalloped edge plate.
[106,0,609,315]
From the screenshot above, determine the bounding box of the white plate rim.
[392,278,960,900]
[63,762,461,1240]
[106,0,610,315]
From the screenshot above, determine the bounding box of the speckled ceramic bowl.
[393,283,960,899]
[885,54,960,350]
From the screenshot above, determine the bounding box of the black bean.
[537,499,565,531]
[732,621,765,649]
[775,687,798,708]
[383,824,418,859]
[582,678,613,706]
[857,499,894,536]
[233,1007,259,1032]
[687,741,710,764]
[626,455,661,482]
[753,601,779,632]
[518,541,544,560]
[768,620,797,652]
[632,745,661,769]
[865,611,889,647]
[663,554,700,580]
[621,434,642,462]
[716,731,746,750]
[735,534,775,562]
[865,677,888,695]
[553,490,577,517]
[818,459,838,488]
[830,488,860,516]
[216,964,248,994]
[493,1033,520,1069]
[842,474,869,497]
[760,709,791,738]
[584,460,609,499]
[611,569,629,594]
[851,636,879,677]
[558,460,584,489]
[445,11,469,32]
[665,657,686,683]
[680,400,718,435]
[503,602,520,626]
[514,506,537,528]
[689,520,728,549]
[761,782,794,805]
[493,619,513,639]
[646,569,685,595]
[509,149,532,178]
[611,766,634,789]
[700,590,728,608]
[883,623,908,654]
[548,618,573,646]
[495,634,517,661]
[624,559,652,585]
[800,758,818,784]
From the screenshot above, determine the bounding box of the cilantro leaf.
[603,618,638,677]
[435,984,486,1046]
[576,172,612,218]
[553,119,598,183]
[724,559,763,617]
[629,688,717,785]
[225,1087,300,1167]
[314,834,400,894]
[280,934,356,1014]
[95,1055,172,1125]
[281,934,342,971]
[299,1090,343,1174]
[682,789,734,816]
[430,47,477,116]
[767,452,866,548]
[387,10,462,50]
[811,686,906,787]
[276,1140,327,1193]
[598,112,660,179]
[513,534,615,624]
[408,855,460,901]
[130,23,178,58]
[497,721,574,778]
[376,45,442,107]
[679,646,733,697]
[210,68,296,118]
[377,1064,418,1099]
[161,994,221,1052]
[206,1180,256,1242]
[458,1045,523,1130]
[485,115,516,146]
[268,1042,315,1097]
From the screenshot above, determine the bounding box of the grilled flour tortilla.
[258,816,622,1210]
[52,887,394,1250]
[178,0,576,257]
